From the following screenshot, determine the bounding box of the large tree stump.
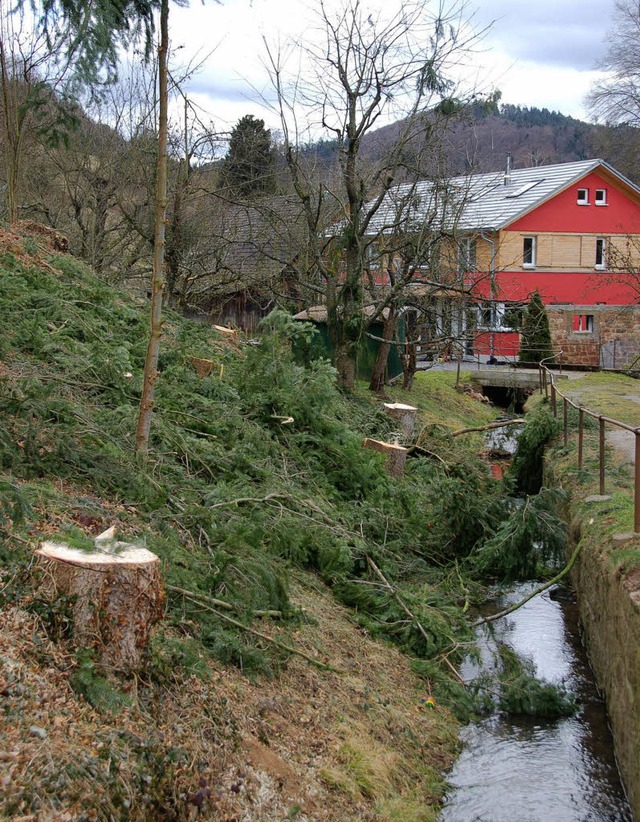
[363,437,408,476]
[35,535,164,672]
[382,402,418,441]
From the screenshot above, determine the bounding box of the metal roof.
[365,159,640,235]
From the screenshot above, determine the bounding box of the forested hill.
[355,103,640,181]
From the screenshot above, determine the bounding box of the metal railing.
[538,360,640,534]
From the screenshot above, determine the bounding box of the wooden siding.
[494,230,640,273]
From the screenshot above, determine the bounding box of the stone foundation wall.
[568,533,640,818]
[547,305,640,368]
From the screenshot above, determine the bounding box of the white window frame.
[577,188,590,205]
[595,188,608,206]
[523,236,536,268]
[595,237,607,269]
[477,301,511,331]
[365,243,380,269]
[457,237,477,272]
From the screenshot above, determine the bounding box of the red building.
[465,159,640,365]
[376,159,640,367]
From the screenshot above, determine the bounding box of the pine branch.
[167,584,283,618]
[208,492,289,510]
[168,587,335,671]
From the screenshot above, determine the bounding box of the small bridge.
[469,367,569,391]
[469,367,569,409]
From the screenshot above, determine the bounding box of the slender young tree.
[135,0,169,454]
[17,0,179,454]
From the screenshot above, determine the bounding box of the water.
[440,583,633,822]
[484,418,523,457]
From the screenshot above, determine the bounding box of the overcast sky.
[167,0,617,135]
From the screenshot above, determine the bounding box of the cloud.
[474,0,616,71]
[166,0,617,128]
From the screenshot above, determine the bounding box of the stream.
[439,421,633,821]
[439,582,633,821]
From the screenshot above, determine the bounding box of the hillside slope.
[0,226,499,819]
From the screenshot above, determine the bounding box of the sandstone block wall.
[569,539,640,818]
[547,305,640,368]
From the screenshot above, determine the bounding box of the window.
[505,180,542,199]
[595,188,608,205]
[572,314,594,333]
[477,301,519,330]
[595,237,606,269]
[479,301,500,329]
[365,243,380,269]
[577,188,589,205]
[457,237,476,272]
[523,236,536,267]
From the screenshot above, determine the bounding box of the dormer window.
[595,188,608,205]
[577,188,589,205]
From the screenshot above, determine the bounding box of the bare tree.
[587,0,640,126]
[265,0,480,389]
[0,13,71,225]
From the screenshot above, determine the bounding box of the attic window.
[505,180,541,198]
[595,188,608,205]
[577,188,589,205]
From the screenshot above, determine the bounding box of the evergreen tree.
[219,115,274,197]
[518,290,555,364]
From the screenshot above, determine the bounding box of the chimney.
[504,153,512,186]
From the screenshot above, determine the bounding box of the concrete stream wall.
[562,516,640,819]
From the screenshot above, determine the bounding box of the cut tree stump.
[190,356,217,377]
[36,537,164,672]
[382,403,418,440]
[363,437,408,476]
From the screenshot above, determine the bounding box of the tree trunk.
[383,402,418,441]
[0,36,21,226]
[402,341,417,390]
[335,342,357,389]
[362,437,408,476]
[369,306,397,392]
[135,0,169,455]
[36,541,164,671]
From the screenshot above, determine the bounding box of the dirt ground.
[0,568,459,821]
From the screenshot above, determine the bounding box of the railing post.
[551,382,557,416]
[635,429,640,534]
[563,398,568,447]
[578,409,584,469]
[599,417,606,496]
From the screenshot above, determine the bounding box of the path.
[560,379,640,466]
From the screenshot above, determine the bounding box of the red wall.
[473,169,640,305]
[473,271,638,304]
[509,171,640,234]
[475,331,519,357]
